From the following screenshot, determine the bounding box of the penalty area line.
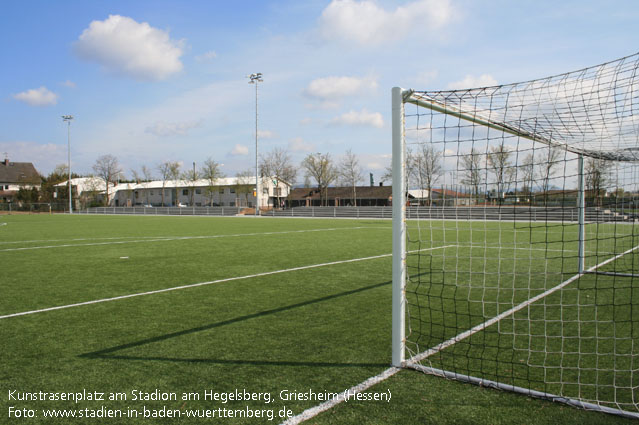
[0,245,454,320]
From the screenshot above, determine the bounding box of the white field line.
[0,235,165,245]
[0,226,394,246]
[281,367,401,425]
[0,227,381,252]
[0,245,453,320]
[407,242,639,365]
[283,242,639,424]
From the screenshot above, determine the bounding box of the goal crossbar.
[404,90,639,162]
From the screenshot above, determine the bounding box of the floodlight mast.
[248,73,263,216]
[62,115,74,213]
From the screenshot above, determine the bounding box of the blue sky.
[3,0,639,182]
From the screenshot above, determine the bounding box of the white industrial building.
[54,177,115,209]
[111,177,290,209]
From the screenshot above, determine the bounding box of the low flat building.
[111,177,289,208]
[288,186,393,207]
[409,188,475,206]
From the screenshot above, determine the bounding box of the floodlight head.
[248,73,263,83]
[62,115,74,122]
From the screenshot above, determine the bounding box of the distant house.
[0,157,40,203]
[55,177,115,208]
[288,186,393,207]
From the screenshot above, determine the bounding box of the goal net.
[391,53,639,418]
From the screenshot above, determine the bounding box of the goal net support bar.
[391,52,639,418]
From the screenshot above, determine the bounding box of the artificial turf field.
[0,213,636,424]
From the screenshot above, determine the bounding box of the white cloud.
[319,0,453,45]
[304,100,340,110]
[195,50,217,62]
[257,129,276,139]
[61,80,77,88]
[414,70,439,86]
[305,75,377,100]
[13,86,58,106]
[231,144,249,156]
[288,137,315,153]
[145,120,202,137]
[0,141,67,175]
[74,15,184,81]
[447,74,498,90]
[330,109,384,128]
[366,160,387,173]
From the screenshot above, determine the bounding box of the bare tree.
[92,154,122,206]
[182,163,201,206]
[519,153,535,201]
[53,163,70,177]
[461,148,484,200]
[131,166,154,205]
[169,162,181,206]
[235,169,253,207]
[338,149,363,206]
[303,174,312,188]
[381,165,392,185]
[585,157,612,207]
[537,146,562,206]
[487,143,512,204]
[410,145,442,205]
[260,147,297,208]
[201,158,224,206]
[131,168,142,205]
[520,153,535,190]
[301,152,338,206]
[157,161,180,206]
[141,165,154,205]
[131,169,141,184]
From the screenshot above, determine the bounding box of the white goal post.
[392,53,639,419]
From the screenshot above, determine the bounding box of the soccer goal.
[392,53,639,419]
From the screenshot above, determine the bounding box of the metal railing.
[74,205,636,222]
[0,202,67,214]
[80,206,246,216]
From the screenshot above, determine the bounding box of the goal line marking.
[0,245,453,320]
[281,367,401,425]
[282,242,639,424]
[0,226,379,252]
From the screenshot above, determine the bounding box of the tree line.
[383,142,616,206]
[17,143,617,208]
[20,149,367,208]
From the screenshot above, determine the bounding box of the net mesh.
[399,53,639,416]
